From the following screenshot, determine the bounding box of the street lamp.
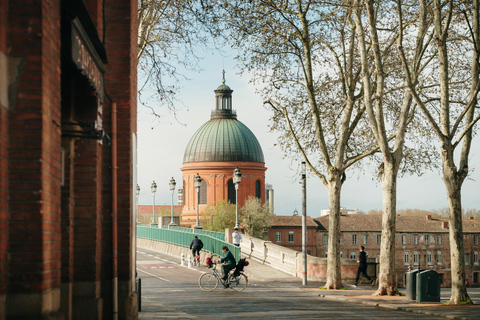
[151,181,157,225]
[301,161,307,285]
[193,173,203,229]
[233,167,242,229]
[169,177,177,227]
[136,184,140,224]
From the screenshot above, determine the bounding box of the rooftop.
[271,215,318,227]
[314,214,480,233]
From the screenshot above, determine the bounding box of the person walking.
[189,236,203,266]
[354,246,374,287]
[232,227,242,247]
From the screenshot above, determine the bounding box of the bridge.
[135,227,480,320]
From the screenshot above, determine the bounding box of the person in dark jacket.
[354,246,374,287]
[189,236,203,266]
[218,246,236,281]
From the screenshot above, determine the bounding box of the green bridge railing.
[161,225,225,241]
[137,225,239,261]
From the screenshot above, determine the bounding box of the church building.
[181,74,267,226]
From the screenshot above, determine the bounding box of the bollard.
[188,255,191,268]
[181,253,185,266]
[137,278,142,312]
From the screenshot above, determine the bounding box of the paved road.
[137,248,443,319]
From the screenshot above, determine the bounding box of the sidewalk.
[245,257,480,320]
[313,285,480,320]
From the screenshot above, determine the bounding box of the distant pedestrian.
[232,227,242,247]
[189,236,203,266]
[354,246,374,287]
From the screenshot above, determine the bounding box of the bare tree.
[397,0,480,304]
[352,0,437,295]
[137,0,216,114]
[201,0,385,289]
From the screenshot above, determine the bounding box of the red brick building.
[0,1,138,319]
[315,214,480,287]
[181,77,267,227]
[267,216,318,256]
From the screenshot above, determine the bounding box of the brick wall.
[7,0,62,299]
[0,0,8,301]
[268,226,317,256]
[104,0,138,317]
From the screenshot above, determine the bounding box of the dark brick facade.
[0,0,138,319]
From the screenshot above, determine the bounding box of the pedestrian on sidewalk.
[354,246,374,287]
[232,227,242,247]
[189,236,203,266]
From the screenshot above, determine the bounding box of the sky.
[136,52,480,218]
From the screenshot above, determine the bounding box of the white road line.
[138,250,205,273]
[137,268,170,282]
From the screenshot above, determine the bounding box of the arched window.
[227,179,236,204]
[199,179,207,204]
[255,180,261,199]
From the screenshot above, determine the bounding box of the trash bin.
[406,269,422,300]
[417,270,441,302]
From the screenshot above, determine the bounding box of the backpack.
[233,258,248,276]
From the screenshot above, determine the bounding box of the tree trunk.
[376,160,400,295]
[325,171,343,289]
[442,159,472,304]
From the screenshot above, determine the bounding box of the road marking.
[138,250,205,273]
[143,265,176,269]
[137,268,170,282]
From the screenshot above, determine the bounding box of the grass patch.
[398,292,405,296]
[442,300,473,306]
[318,286,348,290]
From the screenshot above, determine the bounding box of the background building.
[180,75,267,226]
[315,214,480,287]
[267,215,318,256]
[0,1,138,318]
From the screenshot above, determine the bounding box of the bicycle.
[198,259,248,292]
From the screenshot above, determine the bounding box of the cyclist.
[217,246,236,281]
[189,236,203,265]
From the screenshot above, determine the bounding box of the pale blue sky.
[136,52,480,217]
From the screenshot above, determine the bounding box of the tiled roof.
[271,215,318,227]
[314,214,480,233]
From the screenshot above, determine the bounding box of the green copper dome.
[183,117,265,163]
[183,73,264,163]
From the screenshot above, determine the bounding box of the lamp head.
[169,177,176,193]
[151,181,157,194]
[194,173,202,188]
[233,167,242,185]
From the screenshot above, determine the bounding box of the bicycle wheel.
[229,273,248,292]
[199,273,218,292]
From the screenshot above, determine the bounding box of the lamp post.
[301,161,307,285]
[136,184,140,224]
[193,173,203,229]
[151,181,157,225]
[233,167,242,229]
[169,177,177,227]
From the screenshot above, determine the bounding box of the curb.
[318,294,471,320]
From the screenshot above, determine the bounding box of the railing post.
[181,253,185,266]
[188,255,191,268]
